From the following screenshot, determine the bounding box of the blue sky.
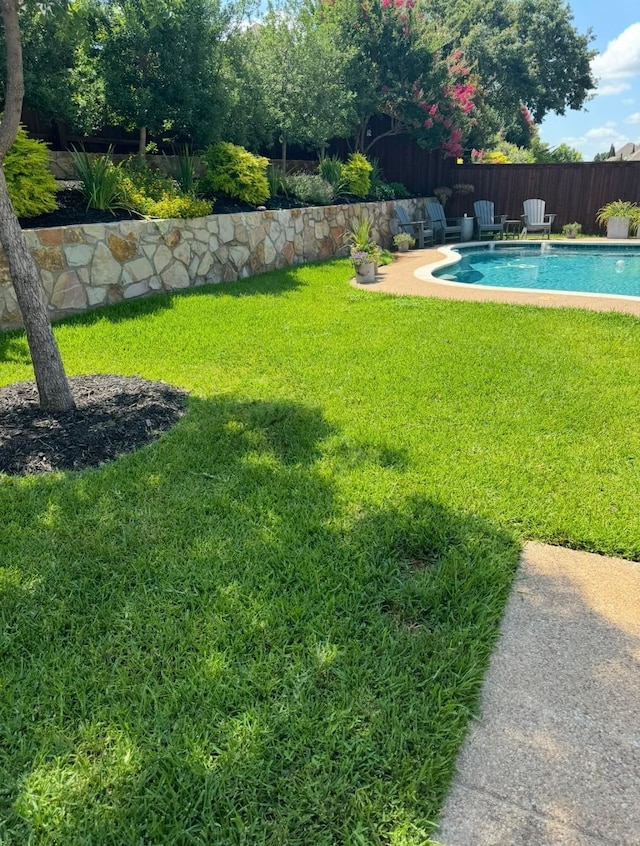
[539,2,640,160]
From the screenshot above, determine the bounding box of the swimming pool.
[433,243,640,298]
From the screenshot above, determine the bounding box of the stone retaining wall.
[1,199,424,331]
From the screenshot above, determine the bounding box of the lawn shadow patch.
[0,395,518,843]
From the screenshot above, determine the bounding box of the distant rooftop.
[606,143,640,162]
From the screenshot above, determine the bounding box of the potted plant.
[393,232,415,252]
[595,200,639,239]
[345,217,381,283]
[562,222,582,239]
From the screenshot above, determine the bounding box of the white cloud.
[623,98,636,106]
[626,112,640,124]
[592,23,640,81]
[596,82,631,97]
[559,124,632,160]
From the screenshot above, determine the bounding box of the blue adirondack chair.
[474,200,507,240]
[395,205,433,249]
[425,202,463,243]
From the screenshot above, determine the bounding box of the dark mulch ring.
[0,375,188,476]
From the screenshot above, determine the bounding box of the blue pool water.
[434,244,640,297]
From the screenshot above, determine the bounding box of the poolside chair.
[425,201,463,243]
[474,200,507,240]
[522,199,556,239]
[394,205,433,249]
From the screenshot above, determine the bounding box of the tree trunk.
[0,170,75,410]
[138,126,147,160]
[281,137,287,175]
[0,0,75,411]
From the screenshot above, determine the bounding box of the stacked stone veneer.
[0,199,424,331]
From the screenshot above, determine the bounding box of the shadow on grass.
[0,395,518,844]
[0,329,31,367]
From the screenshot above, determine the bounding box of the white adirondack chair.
[522,199,556,238]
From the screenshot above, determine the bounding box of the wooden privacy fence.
[429,162,640,236]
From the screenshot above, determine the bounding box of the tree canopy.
[4,0,597,158]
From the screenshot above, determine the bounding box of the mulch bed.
[19,187,364,230]
[0,375,187,476]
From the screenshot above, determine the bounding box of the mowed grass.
[1,260,639,843]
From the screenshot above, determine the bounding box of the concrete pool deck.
[434,542,640,846]
[352,241,640,316]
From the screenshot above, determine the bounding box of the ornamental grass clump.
[71,146,129,213]
[596,200,640,234]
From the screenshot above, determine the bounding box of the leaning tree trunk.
[0,0,75,411]
[0,170,75,410]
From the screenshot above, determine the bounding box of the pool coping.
[352,239,640,316]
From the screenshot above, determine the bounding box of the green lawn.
[1,260,639,843]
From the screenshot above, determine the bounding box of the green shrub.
[71,147,128,212]
[137,193,213,220]
[201,142,269,205]
[286,173,335,205]
[119,161,213,219]
[4,125,58,218]
[341,152,372,198]
[388,181,411,200]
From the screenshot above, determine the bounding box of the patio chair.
[394,205,433,249]
[425,201,463,243]
[474,200,507,240]
[522,199,556,239]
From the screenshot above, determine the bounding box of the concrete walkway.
[352,246,640,316]
[435,542,640,846]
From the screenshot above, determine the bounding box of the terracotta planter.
[355,261,376,284]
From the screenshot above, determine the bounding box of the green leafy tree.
[325,0,477,156]
[0,0,105,133]
[423,0,596,148]
[594,144,615,162]
[99,0,231,155]
[248,2,355,169]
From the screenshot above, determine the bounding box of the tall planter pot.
[607,217,630,239]
[355,260,376,284]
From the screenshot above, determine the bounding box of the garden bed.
[19,186,368,230]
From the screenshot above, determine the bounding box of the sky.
[539,2,640,161]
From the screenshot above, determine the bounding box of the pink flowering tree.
[323,0,478,157]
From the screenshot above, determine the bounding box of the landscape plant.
[341,152,372,197]
[4,124,57,218]
[201,141,270,205]
[596,200,640,234]
[71,147,128,212]
[393,232,415,249]
[562,222,582,238]
[117,159,212,219]
[285,173,335,206]
[318,154,346,194]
